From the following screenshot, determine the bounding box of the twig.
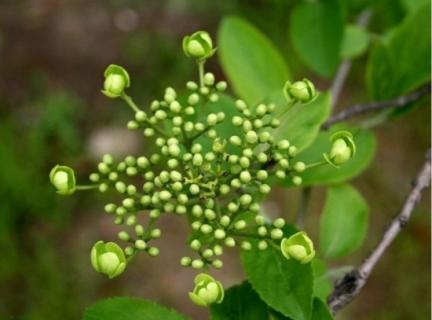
[324,83,431,128]
[327,149,431,313]
[330,10,372,108]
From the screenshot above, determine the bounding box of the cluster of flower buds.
[49,30,355,308]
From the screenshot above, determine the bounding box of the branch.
[330,10,372,108]
[327,149,431,313]
[324,83,431,128]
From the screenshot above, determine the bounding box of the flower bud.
[90,241,126,279]
[183,31,216,60]
[49,165,76,195]
[283,78,316,103]
[323,130,356,167]
[280,231,315,264]
[102,64,130,98]
[189,273,224,307]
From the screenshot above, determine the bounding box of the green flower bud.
[283,79,317,103]
[187,81,198,90]
[255,215,265,225]
[183,31,216,60]
[273,218,286,228]
[148,247,160,257]
[259,184,271,194]
[89,173,100,182]
[293,162,306,172]
[228,202,239,213]
[270,228,284,240]
[104,203,116,214]
[241,241,252,251]
[234,220,246,230]
[224,237,236,247]
[323,130,356,167]
[190,184,200,195]
[292,176,302,186]
[280,231,315,264]
[90,241,126,279]
[102,64,130,98]
[214,229,226,239]
[239,171,252,183]
[191,259,204,269]
[245,131,258,144]
[216,81,227,91]
[258,226,267,236]
[240,194,252,206]
[151,228,161,239]
[258,240,268,250]
[200,224,213,234]
[181,256,192,266]
[135,240,147,250]
[212,259,223,269]
[189,273,224,307]
[229,136,242,146]
[49,165,76,195]
[204,72,215,86]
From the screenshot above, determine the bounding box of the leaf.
[210,281,269,320]
[272,92,331,152]
[340,24,370,59]
[320,183,369,259]
[290,0,344,77]
[218,16,290,106]
[241,226,313,320]
[281,125,376,187]
[83,297,190,320]
[311,298,333,320]
[367,2,431,100]
[311,259,332,302]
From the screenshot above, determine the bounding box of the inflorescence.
[49,30,355,307]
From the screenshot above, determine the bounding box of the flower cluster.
[49,30,355,307]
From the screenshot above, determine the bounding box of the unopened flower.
[91,241,127,279]
[323,130,356,167]
[102,64,130,98]
[189,273,224,307]
[281,231,315,264]
[183,31,216,60]
[49,165,76,195]
[283,79,317,103]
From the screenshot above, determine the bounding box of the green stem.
[121,93,141,113]
[197,60,205,88]
[305,160,327,169]
[75,185,98,191]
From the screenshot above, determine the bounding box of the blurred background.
[0,0,430,319]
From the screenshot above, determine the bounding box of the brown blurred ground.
[0,1,430,319]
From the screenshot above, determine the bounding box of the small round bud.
[148,247,160,257]
[190,239,201,251]
[258,240,268,250]
[189,184,200,195]
[135,240,147,250]
[214,229,226,239]
[258,226,268,236]
[212,259,223,269]
[180,256,192,266]
[204,73,215,86]
[220,215,231,226]
[271,228,284,240]
[292,176,302,186]
[245,131,258,144]
[225,237,236,247]
[241,241,252,251]
[273,218,286,228]
[91,241,126,279]
[234,220,246,230]
[49,165,76,195]
[200,224,213,234]
[216,81,227,91]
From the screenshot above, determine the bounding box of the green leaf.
[272,92,331,152]
[367,2,431,100]
[311,298,333,320]
[83,297,190,320]
[290,0,344,77]
[282,125,376,187]
[218,16,290,106]
[320,183,369,259]
[340,24,370,58]
[311,259,332,302]
[210,281,269,320]
[241,226,313,320]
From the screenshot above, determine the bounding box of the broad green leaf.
[290,0,344,77]
[367,2,431,100]
[218,16,290,106]
[281,125,376,187]
[241,226,313,320]
[210,281,269,320]
[273,92,331,152]
[311,259,332,302]
[83,297,189,320]
[340,25,370,58]
[311,298,333,320]
[320,183,369,259]
[401,0,429,12]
